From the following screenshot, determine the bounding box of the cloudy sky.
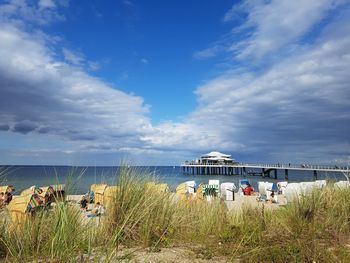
[0,0,349,165]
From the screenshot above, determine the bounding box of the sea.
[0,165,347,195]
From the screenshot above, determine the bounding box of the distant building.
[197,151,237,165]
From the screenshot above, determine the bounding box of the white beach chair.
[284,183,302,203]
[220,182,236,201]
[258,182,267,196]
[277,181,288,195]
[334,181,350,189]
[300,182,315,195]
[185,181,196,194]
[208,180,220,186]
[258,182,273,196]
[314,180,327,189]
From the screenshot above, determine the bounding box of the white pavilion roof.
[201,151,232,158]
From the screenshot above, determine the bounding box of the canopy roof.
[201,151,231,158]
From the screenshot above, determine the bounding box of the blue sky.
[0,0,350,165]
[50,0,233,122]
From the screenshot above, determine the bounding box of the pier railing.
[181,162,350,172]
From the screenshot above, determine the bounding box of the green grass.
[1,166,350,262]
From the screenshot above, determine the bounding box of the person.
[87,202,104,218]
[5,192,12,204]
[269,191,278,203]
[79,195,88,210]
[243,184,254,196]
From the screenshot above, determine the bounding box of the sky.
[0,0,350,166]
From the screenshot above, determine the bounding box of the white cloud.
[140,58,148,64]
[232,0,346,60]
[0,0,349,165]
[0,23,152,152]
[62,48,84,65]
[193,45,223,60]
[197,0,348,61]
[0,0,65,25]
[187,12,350,163]
[38,0,56,9]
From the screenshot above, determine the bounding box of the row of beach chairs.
[257,180,350,203]
[87,182,169,209]
[175,180,237,202]
[4,184,65,225]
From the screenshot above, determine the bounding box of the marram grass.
[0,167,350,262]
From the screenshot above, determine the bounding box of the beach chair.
[91,184,108,204]
[284,183,302,202]
[0,185,14,194]
[277,181,288,195]
[202,182,220,201]
[145,182,157,190]
[145,182,169,195]
[185,180,196,194]
[239,179,250,189]
[220,182,236,201]
[7,193,42,225]
[37,186,55,206]
[103,185,119,210]
[208,180,220,186]
[155,183,169,193]
[51,184,65,201]
[195,183,205,202]
[258,182,268,196]
[314,180,327,189]
[334,181,350,189]
[20,186,37,196]
[238,179,251,195]
[299,182,315,195]
[264,183,275,201]
[176,181,196,202]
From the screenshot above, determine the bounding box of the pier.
[181,163,350,180]
[181,152,349,180]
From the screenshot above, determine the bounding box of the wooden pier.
[180,163,350,180]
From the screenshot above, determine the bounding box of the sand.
[66,192,286,212]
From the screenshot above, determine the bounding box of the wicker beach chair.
[51,184,65,201]
[7,193,42,225]
[0,185,14,194]
[37,186,55,206]
[103,185,119,209]
[91,184,108,204]
[155,183,169,193]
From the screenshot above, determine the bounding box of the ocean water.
[0,165,347,194]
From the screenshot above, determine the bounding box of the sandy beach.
[66,192,286,212]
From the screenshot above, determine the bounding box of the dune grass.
[0,166,350,262]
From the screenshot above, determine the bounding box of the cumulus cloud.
[0,0,349,165]
[0,124,10,131]
[231,0,348,60]
[196,0,349,61]
[12,120,38,134]
[0,14,152,154]
[0,0,65,25]
[62,48,85,65]
[187,9,350,163]
[38,0,56,9]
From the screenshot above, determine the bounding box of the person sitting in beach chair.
[243,183,254,196]
[269,191,278,203]
[79,195,88,210]
[87,202,104,218]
